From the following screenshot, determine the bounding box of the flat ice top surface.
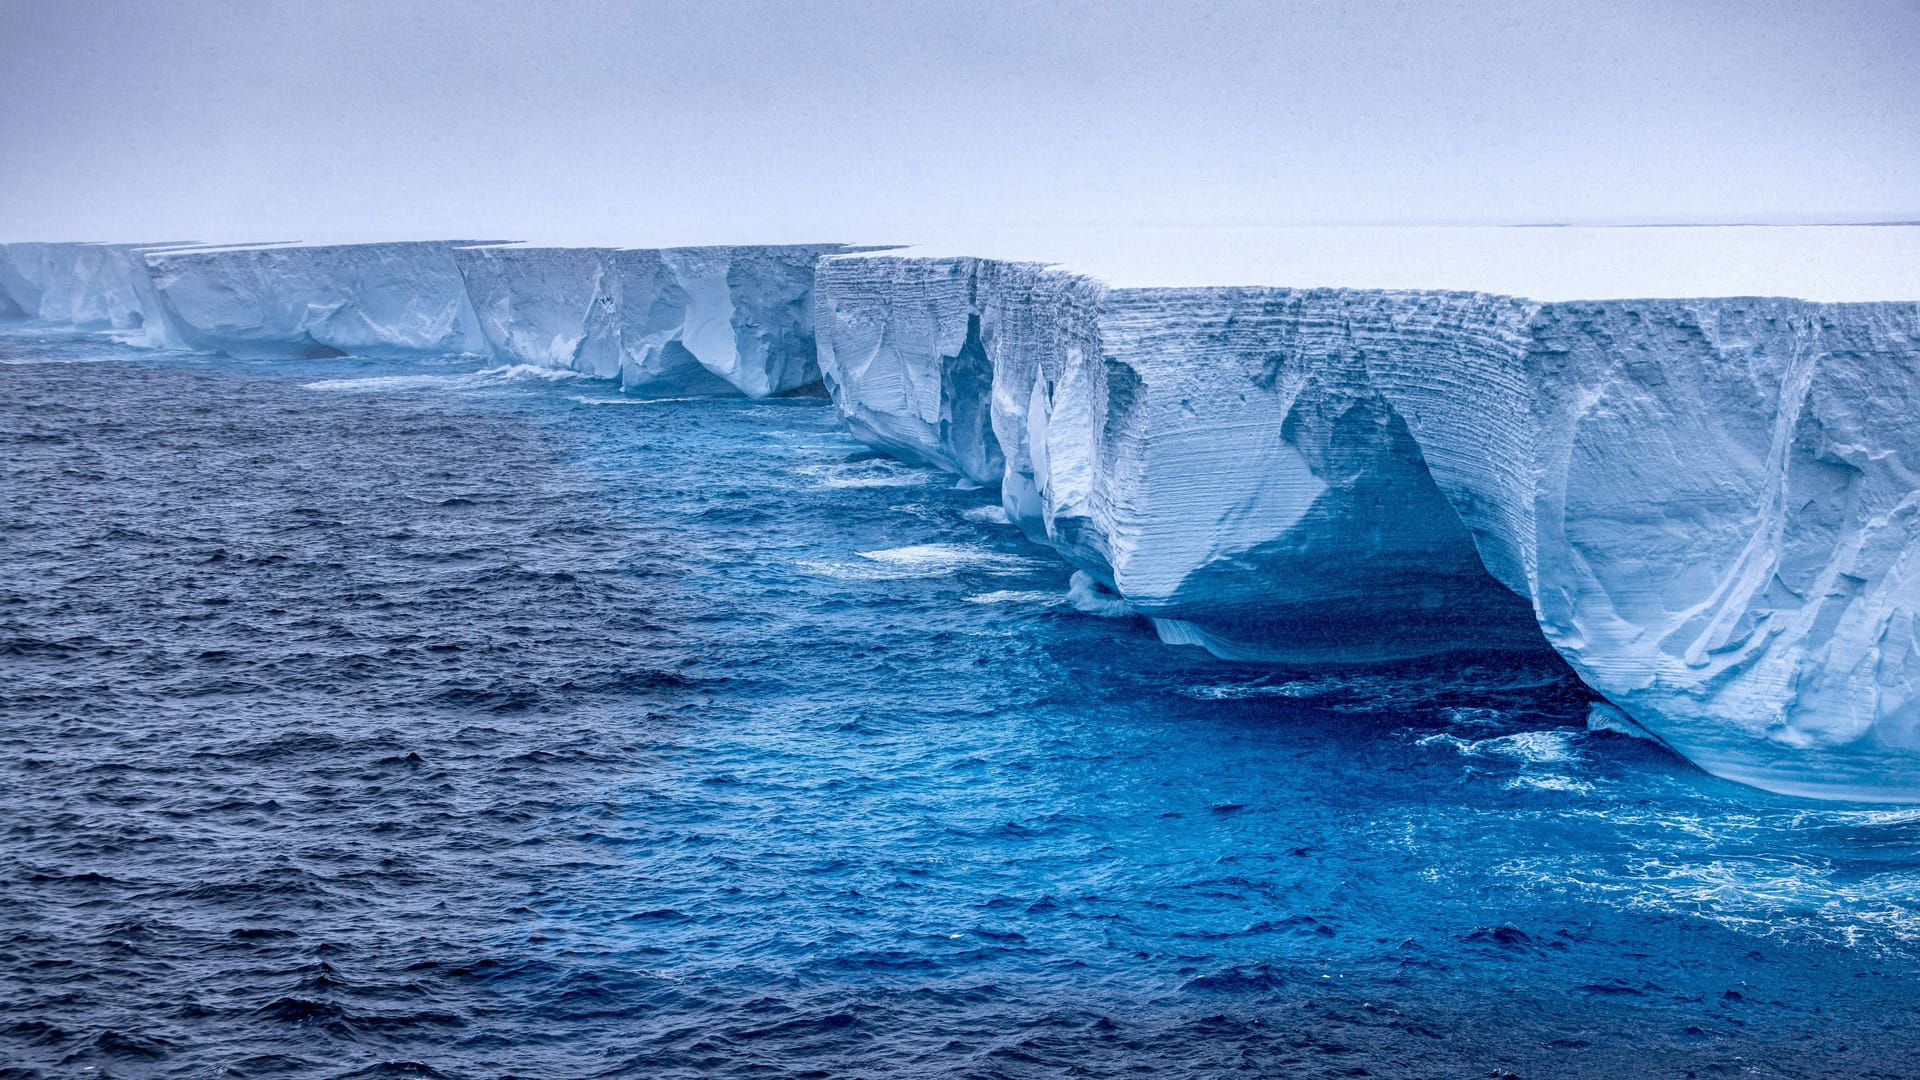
[17,226,1917,303]
[833,226,1920,303]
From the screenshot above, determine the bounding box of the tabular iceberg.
[814,231,1920,802]
[6,225,1918,800]
[815,260,1546,662]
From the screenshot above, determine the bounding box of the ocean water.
[3,328,1918,1079]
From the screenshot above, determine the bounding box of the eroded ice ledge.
[813,227,1920,802]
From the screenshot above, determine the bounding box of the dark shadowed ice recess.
[4,328,1919,1078]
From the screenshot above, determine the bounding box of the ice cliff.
[815,247,1920,802]
[3,240,848,395]
[0,242,174,334]
[453,244,839,396]
[140,241,493,358]
[7,228,1919,801]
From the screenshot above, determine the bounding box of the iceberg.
[7,223,1919,800]
[815,227,1920,801]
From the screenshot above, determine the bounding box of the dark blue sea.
[4,328,1918,1079]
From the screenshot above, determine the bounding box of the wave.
[797,543,1044,581]
[793,460,940,490]
[964,589,1063,606]
[1418,729,1583,766]
[1182,682,1318,701]
[1587,702,1660,741]
[302,364,594,392]
[1066,571,1134,617]
[571,394,717,406]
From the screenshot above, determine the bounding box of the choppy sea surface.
[4,328,1918,1079]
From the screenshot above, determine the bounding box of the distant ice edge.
[6,238,1919,802]
[814,254,1920,804]
[0,240,850,397]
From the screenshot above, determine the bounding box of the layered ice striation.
[815,237,1920,801]
[1376,299,1920,800]
[816,261,1545,662]
[5,239,850,396]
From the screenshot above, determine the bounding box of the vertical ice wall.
[815,251,1920,800]
[816,258,1549,662]
[8,239,851,396]
[1372,299,1920,799]
[141,242,492,359]
[1,239,846,397]
[452,244,843,396]
[814,257,1017,481]
[0,242,176,335]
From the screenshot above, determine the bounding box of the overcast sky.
[2,0,1916,243]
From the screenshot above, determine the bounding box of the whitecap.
[796,543,1042,581]
[794,460,938,490]
[1419,729,1582,765]
[1503,774,1596,795]
[1183,682,1315,701]
[302,373,464,391]
[964,590,1063,606]
[572,394,714,406]
[303,363,594,392]
[857,544,1038,570]
[1442,706,1510,728]
[1415,732,1474,753]
[1477,730,1582,764]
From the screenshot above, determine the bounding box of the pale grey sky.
[2,0,1916,243]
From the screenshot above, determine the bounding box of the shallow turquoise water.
[4,330,1918,1078]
